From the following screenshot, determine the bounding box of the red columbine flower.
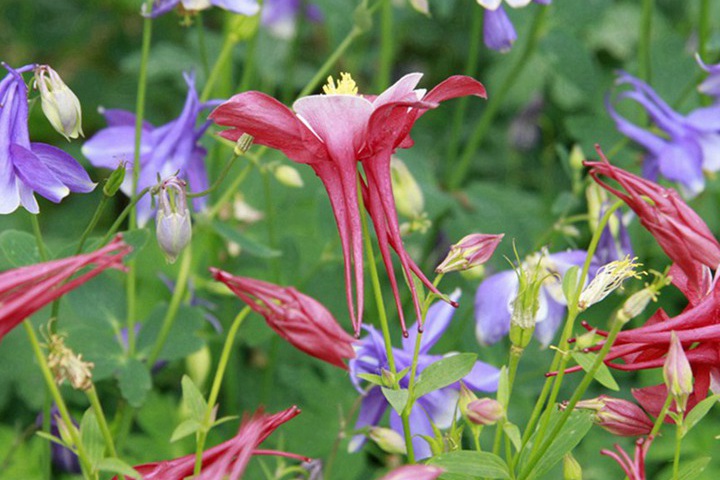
[585,145,720,295]
[211,268,356,369]
[601,436,653,480]
[575,396,653,437]
[210,73,486,335]
[0,236,131,341]
[117,406,307,480]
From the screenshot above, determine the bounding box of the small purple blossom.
[142,0,260,18]
[349,291,500,459]
[36,405,81,474]
[82,72,219,226]
[475,250,589,348]
[0,63,95,214]
[607,71,720,197]
[476,1,551,52]
[261,0,323,39]
[696,54,720,98]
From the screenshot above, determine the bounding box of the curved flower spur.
[210,73,486,335]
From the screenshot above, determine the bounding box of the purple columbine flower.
[82,72,219,226]
[0,63,95,214]
[475,250,589,348]
[476,1,551,52]
[349,291,500,459]
[607,71,720,197]
[142,0,260,18]
[261,0,323,39]
[696,54,720,98]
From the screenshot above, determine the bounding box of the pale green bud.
[273,164,304,188]
[368,427,407,455]
[563,453,583,480]
[185,345,212,390]
[103,161,126,197]
[390,157,424,218]
[34,65,83,141]
[156,177,192,263]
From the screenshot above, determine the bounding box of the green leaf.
[519,410,594,480]
[562,266,582,306]
[211,221,281,258]
[212,415,239,428]
[357,373,384,386]
[35,431,65,447]
[118,358,152,408]
[571,352,619,391]
[427,451,510,479]
[181,375,208,422]
[170,418,202,443]
[503,422,522,452]
[683,394,720,436]
[136,304,206,362]
[414,353,477,399]
[664,456,712,480]
[0,230,41,267]
[381,387,409,415]
[96,457,142,478]
[80,408,105,467]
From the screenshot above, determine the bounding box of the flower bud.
[563,453,583,480]
[185,345,212,389]
[390,157,424,219]
[458,383,479,417]
[436,233,504,274]
[155,177,192,263]
[234,133,254,155]
[34,65,83,140]
[575,395,653,437]
[103,161,126,197]
[664,331,693,413]
[368,427,407,455]
[508,258,545,348]
[578,256,642,311]
[466,398,504,426]
[273,164,304,188]
[380,465,444,480]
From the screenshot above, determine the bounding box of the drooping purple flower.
[349,291,500,459]
[0,62,95,214]
[476,1,551,52]
[474,250,589,348]
[36,405,81,474]
[82,73,219,226]
[696,54,720,98]
[261,0,323,39]
[142,0,260,18]
[607,71,720,197]
[595,205,633,267]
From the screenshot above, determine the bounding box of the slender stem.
[201,32,238,102]
[196,13,210,78]
[30,214,49,261]
[23,321,95,477]
[146,244,193,367]
[673,417,683,479]
[446,5,483,172]
[519,317,624,480]
[76,195,109,254]
[85,385,117,458]
[206,161,254,220]
[99,187,152,246]
[649,395,673,437]
[448,5,549,191]
[239,20,259,92]
[638,0,653,83]
[493,347,522,456]
[401,414,415,463]
[193,306,251,475]
[697,0,710,62]
[376,0,393,91]
[186,153,240,198]
[298,27,363,98]
[263,170,281,282]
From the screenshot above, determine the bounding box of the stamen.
[322,72,359,95]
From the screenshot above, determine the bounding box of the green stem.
[448,5,549,191]
[638,0,653,83]
[519,317,624,480]
[672,415,683,479]
[76,195,109,254]
[206,161,255,220]
[85,385,117,458]
[376,0,393,91]
[99,187,152,247]
[298,27,363,98]
[239,20,259,92]
[30,214,49,261]
[445,5,483,172]
[201,31,239,102]
[493,347,522,456]
[23,322,95,477]
[401,414,415,464]
[262,170,281,282]
[196,13,210,78]
[649,394,673,438]
[146,244,193,367]
[193,306,251,476]
[187,153,240,198]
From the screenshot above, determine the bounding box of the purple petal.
[211,0,260,15]
[389,404,433,459]
[474,270,517,345]
[349,387,387,453]
[143,0,180,17]
[82,126,151,170]
[9,144,69,203]
[483,6,517,52]
[31,143,95,193]
[655,139,705,196]
[533,290,567,348]
[685,105,720,131]
[462,361,501,392]
[403,289,460,354]
[606,96,666,155]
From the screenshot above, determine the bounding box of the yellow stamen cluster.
[322,73,359,96]
[578,256,643,311]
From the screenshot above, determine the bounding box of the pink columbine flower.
[211,268,356,369]
[601,436,653,480]
[379,465,445,480]
[0,236,131,342]
[585,145,720,295]
[210,73,486,335]
[116,406,307,480]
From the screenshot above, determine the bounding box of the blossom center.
[322,73,359,96]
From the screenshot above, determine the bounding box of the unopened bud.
[436,233,504,274]
[380,465,444,480]
[575,395,653,437]
[185,345,212,389]
[563,453,583,480]
[616,270,670,324]
[234,133,254,155]
[390,157,424,218]
[156,177,192,263]
[273,164,304,188]
[664,331,693,413]
[458,383,478,417]
[34,65,83,141]
[103,161,126,197]
[368,427,407,455]
[585,182,607,234]
[46,333,94,391]
[466,398,504,426]
[578,256,642,311]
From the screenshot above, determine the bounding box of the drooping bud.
[46,332,94,391]
[234,132,254,155]
[466,398,504,426]
[458,383,479,418]
[103,161,126,197]
[563,453,583,480]
[509,255,546,348]
[616,270,671,324]
[33,65,83,140]
[273,164,304,188]
[436,233,504,274]
[664,331,694,413]
[368,427,407,455]
[390,157,424,219]
[578,256,642,311]
[155,177,192,263]
[575,395,653,437]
